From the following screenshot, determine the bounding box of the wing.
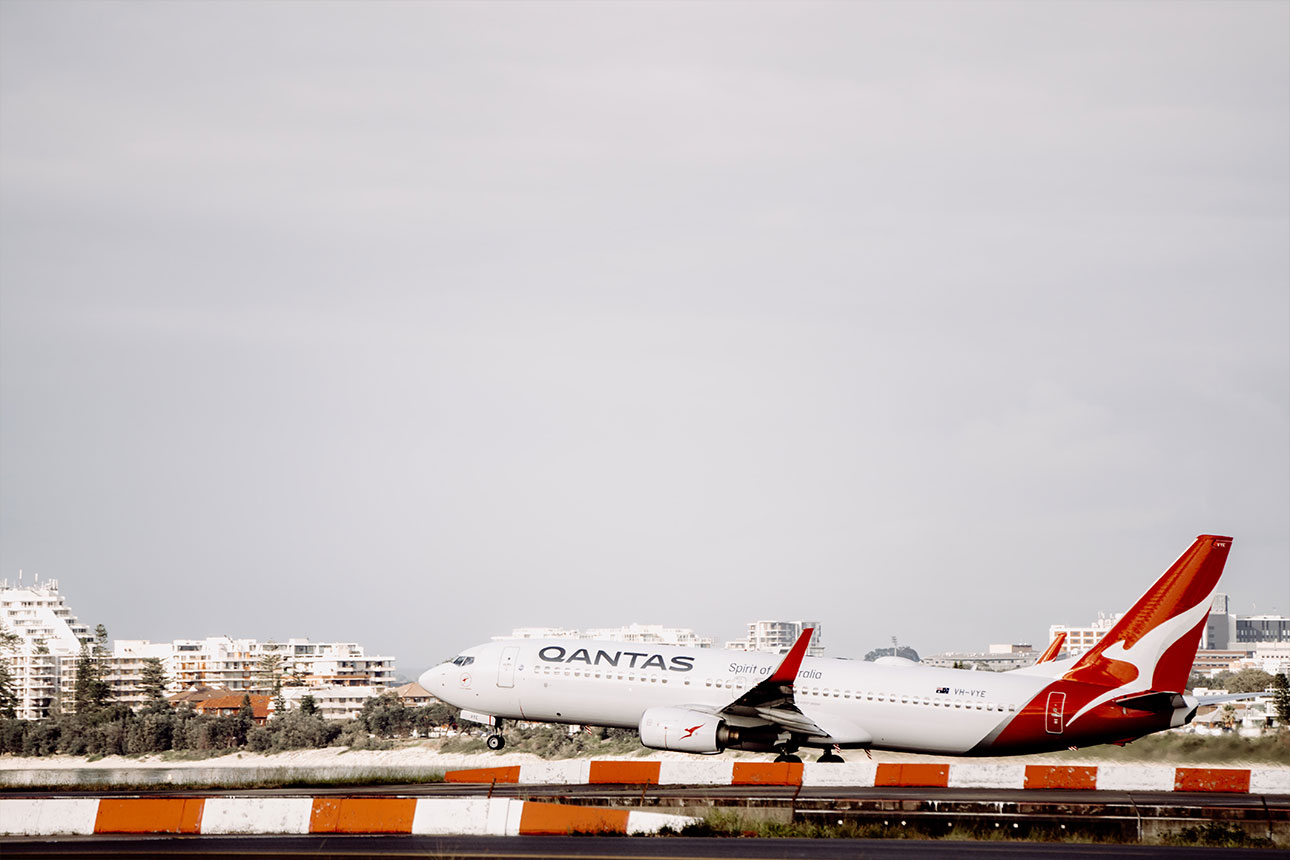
[715,628,830,737]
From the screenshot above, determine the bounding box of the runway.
[0,834,1279,859]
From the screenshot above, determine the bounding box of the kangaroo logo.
[681,723,704,740]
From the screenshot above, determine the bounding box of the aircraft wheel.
[818,753,845,763]
[773,753,802,764]
[486,734,505,751]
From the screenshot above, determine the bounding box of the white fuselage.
[421,639,1056,755]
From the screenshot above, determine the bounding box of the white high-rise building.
[500,624,714,648]
[0,577,97,719]
[726,621,824,657]
[107,637,397,703]
[1047,613,1125,659]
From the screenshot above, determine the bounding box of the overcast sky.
[2,1,1286,672]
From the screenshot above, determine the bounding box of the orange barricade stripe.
[94,798,205,834]
[518,801,630,835]
[588,761,661,785]
[309,797,416,833]
[731,761,804,786]
[875,763,949,787]
[1024,765,1098,790]
[444,766,522,784]
[1174,768,1251,793]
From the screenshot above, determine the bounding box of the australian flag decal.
[935,687,949,694]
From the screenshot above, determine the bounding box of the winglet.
[766,628,814,685]
[1035,631,1066,664]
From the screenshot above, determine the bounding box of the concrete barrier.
[0,798,98,836]
[0,796,695,837]
[201,797,313,835]
[441,760,1286,794]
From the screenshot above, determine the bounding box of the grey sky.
[2,1,1286,670]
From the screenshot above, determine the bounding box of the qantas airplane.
[421,534,1240,762]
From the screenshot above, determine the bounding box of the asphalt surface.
[0,835,1278,859]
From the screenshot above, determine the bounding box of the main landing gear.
[773,746,846,763]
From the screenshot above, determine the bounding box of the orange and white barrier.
[0,796,695,837]
[445,761,1290,793]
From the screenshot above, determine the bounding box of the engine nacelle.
[638,707,726,754]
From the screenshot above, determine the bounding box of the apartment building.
[0,578,96,719]
[500,624,714,648]
[107,637,396,702]
[726,620,824,657]
[280,684,384,720]
[1046,614,1124,659]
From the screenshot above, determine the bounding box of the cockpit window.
[451,656,474,666]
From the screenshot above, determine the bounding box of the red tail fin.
[1064,535,1232,694]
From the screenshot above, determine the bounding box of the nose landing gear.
[484,717,506,750]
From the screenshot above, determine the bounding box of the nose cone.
[420,663,451,699]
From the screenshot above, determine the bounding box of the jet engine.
[638,707,781,754]
[639,708,724,753]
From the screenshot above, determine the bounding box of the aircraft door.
[498,646,518,688]
[1045,691,1066,734]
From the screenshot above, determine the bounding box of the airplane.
[421,534,1240,762]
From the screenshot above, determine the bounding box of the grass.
[1051,729,1290,765]
[439,725,645,759]
[658,809,1283,848]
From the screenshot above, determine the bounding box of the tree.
[286,661,309,688]
[0,624,20,719]
[0,661,16,720]
[255,653,285,695]
[1271,673,1290,728]
[234,695,254,746]
[272,687,287,722]
[93,624,109,655]
[299,694,318,716]
[139,657,168,705]
[361,694,409,738]
[1221,669,1274,694]
[73,644,111,713]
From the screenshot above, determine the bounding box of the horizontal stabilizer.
[1193,691,1265,707]
[1112,691,1185,713]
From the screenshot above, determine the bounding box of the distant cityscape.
[2,576,1287,725]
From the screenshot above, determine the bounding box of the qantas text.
[537,646,695,673]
